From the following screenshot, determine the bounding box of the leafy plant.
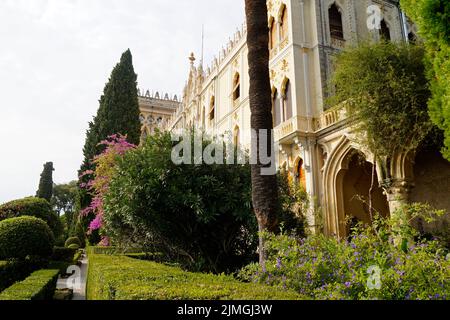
[329,41,434,158]
[103,130,257,273]
[401,0,450,160]
[239,205,450,300]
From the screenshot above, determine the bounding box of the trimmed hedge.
[0,259,41,293]
[0,197,62,238]
[0,269,60,300]
[0,217,55,260]
[87,250,303,300]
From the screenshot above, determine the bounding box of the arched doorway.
[337,151,390,236]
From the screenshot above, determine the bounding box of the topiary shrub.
[0,217,55,260]
[64,237,81,248]
[0,197,63,239]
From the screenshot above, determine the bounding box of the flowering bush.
[238,211,450,300]
[79,134,136,244]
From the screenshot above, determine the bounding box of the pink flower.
[99,236,110,247]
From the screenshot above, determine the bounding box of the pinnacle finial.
[189,52,196,66]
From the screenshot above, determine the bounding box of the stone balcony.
[274,105,348,143]
[274,116,311,143]
[314,105,348,132]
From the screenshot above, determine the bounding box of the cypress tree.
[36,162,54,202]
[77,49,141,241]
[79,49,141,183]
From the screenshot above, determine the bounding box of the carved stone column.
[385,180,412,215]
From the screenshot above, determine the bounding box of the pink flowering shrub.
[79,134,136,244]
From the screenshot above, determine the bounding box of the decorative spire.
[189,52,196,66]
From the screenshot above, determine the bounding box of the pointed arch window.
[209,96,215,121]
[280,6,288,41]
[272,89,282,127]
[380,20,391,41]
[282,80,293,122]
[269,18,278,50]
[233,126,240,146]
[329,3,344,40]
[232,73,241,102]
[296,158,307,190]
[202,106,206,128]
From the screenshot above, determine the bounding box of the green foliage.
[400,0,450,160]
[86,250,303,300]
[36,162,54,202]
[65,237,81,248]
[51,247,77,263]
[330,41,434,157]
[78,49,141,230]
[0,259,44,293]
[71,220,87,248]
[52,181,78,240]
[0,217,55,260]
[0,197,63,239]
[239,208,450,300]
[103,131,258,273]
[277,172,308,238]
[0,269,60,300]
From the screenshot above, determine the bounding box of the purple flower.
[276,257,283,269]
[345,282,352,288]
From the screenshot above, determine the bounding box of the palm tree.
[245,0,279,266]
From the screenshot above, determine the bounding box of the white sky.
[0,0,245,203]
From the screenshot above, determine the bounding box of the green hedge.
[0,260,40,292]
[87,250,303,300]
[0,269,60,300]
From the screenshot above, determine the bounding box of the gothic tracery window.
[282,80,293,122]
[329,3,344,40]
[280,5,288,41]
[272,89,281,127]
[232,73,241,102]
[209,96,215,121]
[269,18,278,50]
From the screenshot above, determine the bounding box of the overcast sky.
[0,0,245,204]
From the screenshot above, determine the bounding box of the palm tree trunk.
[245,0,279,267]
[368,155,377,223]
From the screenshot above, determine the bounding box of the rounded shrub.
[67,244,80,250]
[65,237,81,248]
[0,197,63,239]
[0,217,55,260]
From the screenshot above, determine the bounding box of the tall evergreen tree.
[36,162,54,202]
[77,49,141,240]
